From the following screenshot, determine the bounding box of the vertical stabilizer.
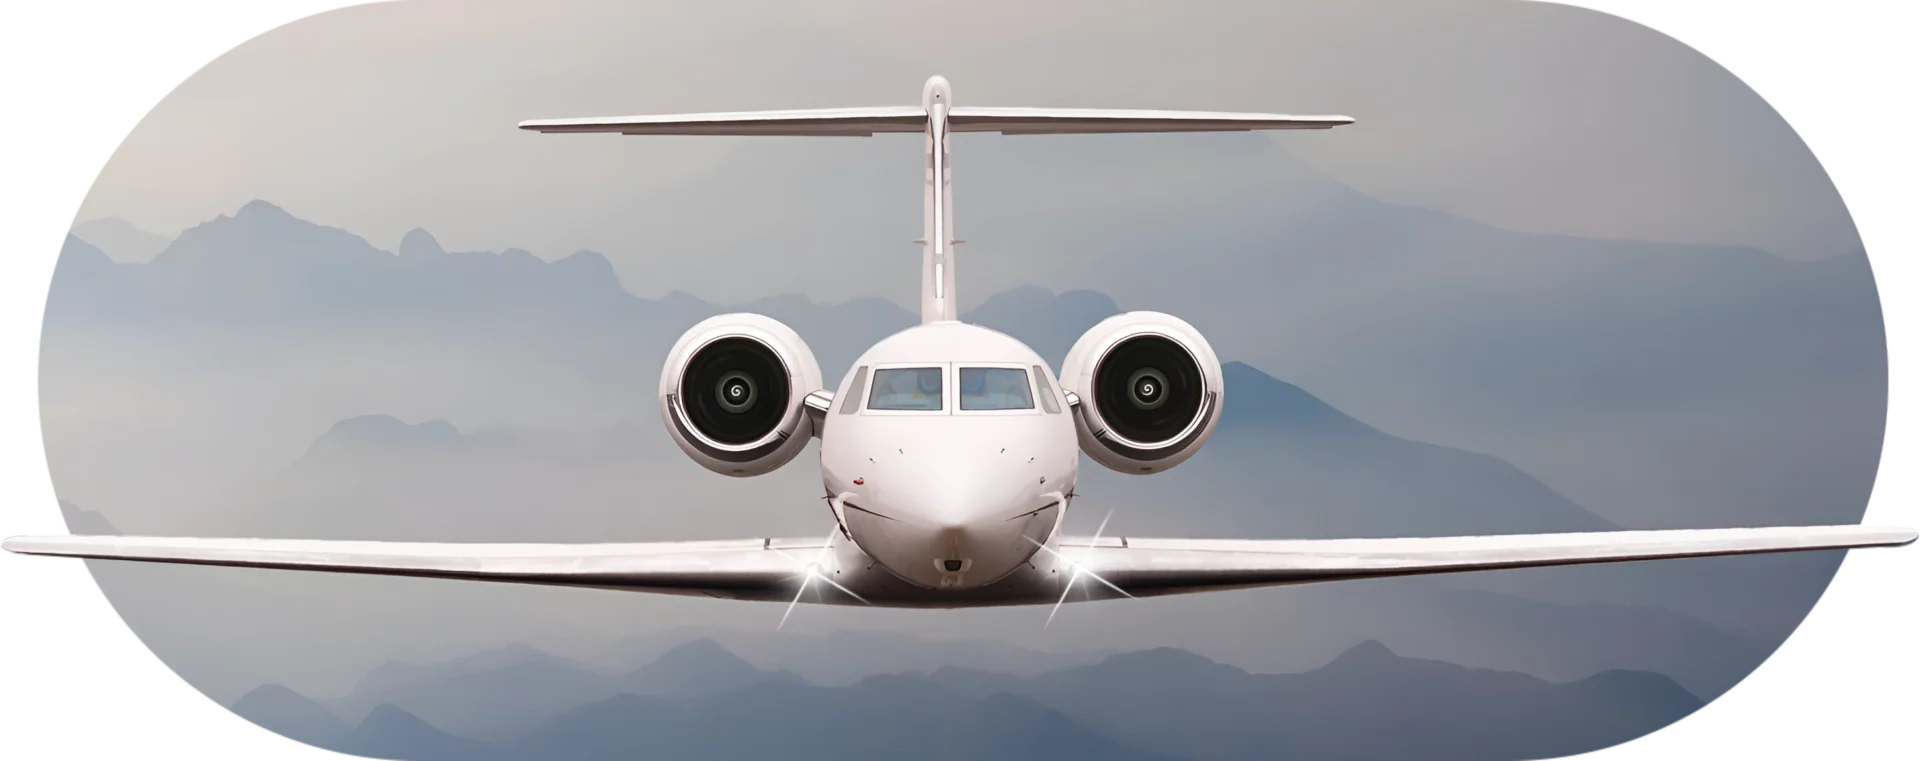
[921,76,957,323]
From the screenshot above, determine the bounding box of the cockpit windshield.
[959,367,1034,410]
[868,367,944,410]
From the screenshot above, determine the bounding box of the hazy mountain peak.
[1568,670,1703,712]
[235,199,294,221]
[326,413,461,438]
[972,284,1059,309]
[650,637,750,671]
[232,682,312,709]
[229,683,348,747]
[926,663,1018,683]
[58,499,119,536]
[1217,361,1378,436]
[1092,646,1230,677]
[1324,640,1398,670]
[55,234,115,273]
[618,637,799,697]
[357,703,436,732]
[554,249,617,280]
[1057,288,1121,313]
[340,641,580,713]
[153,198,386,273]
[335,702,490,760]
[494,642,547,659]
[301,415,466,463]
[70,216,170,262]
[397,227,446,257]
[960,286,1123,367]
[979,285,1120,314]
[659,289,710,306]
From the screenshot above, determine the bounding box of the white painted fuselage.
[801,77,1082,602]
[819,322,1079,594]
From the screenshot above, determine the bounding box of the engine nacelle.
[659,313,824,477]
[1060,311,1224,474]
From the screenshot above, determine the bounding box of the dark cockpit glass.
[959,367,1034,410]
[868,367,944,410]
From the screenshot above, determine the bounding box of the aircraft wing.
[947,107,1353,134]
[1060,524,1917,599]
[517,106,929,136]
[0,534,827,601]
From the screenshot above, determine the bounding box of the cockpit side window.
[959,367,1035,411]
[839,366,869,415]
[1031,365,1062,414]
[868,367,944,411]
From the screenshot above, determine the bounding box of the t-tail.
[518,75,1355,324]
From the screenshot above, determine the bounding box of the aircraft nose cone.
[840,444,1053,591]
[874,445,1022,521]
[900,519,1033,590]
[916,481,1012,529]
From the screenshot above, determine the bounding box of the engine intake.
[1061,312,1224,474]
[660,314,823,477]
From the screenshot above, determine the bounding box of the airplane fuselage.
[820,321,1079,593]
[636,76,1244,607]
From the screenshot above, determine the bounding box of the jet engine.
[1060,312,1223,474]
[659,313,824,477]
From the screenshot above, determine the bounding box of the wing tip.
[2,530,66,557]
[1858,511,1920,541]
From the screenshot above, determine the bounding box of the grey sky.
[42,0,1882,710]
[79,0,1856,270]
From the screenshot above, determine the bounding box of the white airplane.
[7,76,1913,624]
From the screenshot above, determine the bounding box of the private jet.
[8,76,1913,624]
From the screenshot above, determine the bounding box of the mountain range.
[43,188,1884,532]
[202,360,1615,544]
[326,638,806,742]
[78,397,1736,698]
[139,284,1829,665]
[58,499,118,536]
[69,216,171,262]
[36,196,1875,736]
[230,636,1700,761]
[45,203,1843,707]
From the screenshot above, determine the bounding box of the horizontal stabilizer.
[948,107,1352,134]
[519,106,929,136]
[519,105,1352,137]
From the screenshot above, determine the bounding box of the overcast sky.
[77,0,1857,269]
